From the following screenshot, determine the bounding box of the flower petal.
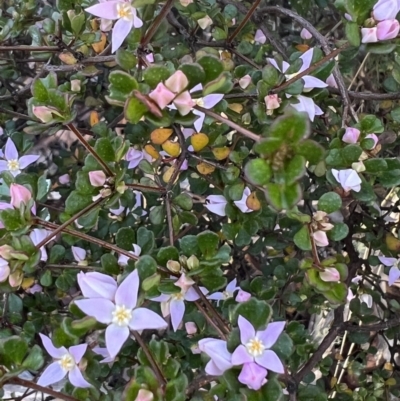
[37,361,67,386]
[192,110,206,133]
[290,95,317,121]
[238,362,267,391]
[238,315,256,344]
[129,307,168,331]
[68,366,92,388]
[170,299,185,331]
[74,298,114,324]
[226,278,238,292]
[389,266,400,286]
[302,75,328,89]
[207,292,224,301]
[132,9,143,28]
[105,324,129,357]
[185,287,202,301]
[39,334,68,359]
[85,1,119,19]
[5,138,18,161]
[18,155,39,169]
[72,246,86,263]
[77,271,117,300]
[111,18,133,53]
[231,344,253,365]
[68,344,87,364]
[115,269,139,309]
[203,94,224,109]
[378,256,397,266]
[0,160,8,173]
[204,359,226,375]
[198,338,233,372]
[298,48,314,73]
[255,349,285,373]
[151,294,171,303]
[257,321,285,348]
[267,58,282,73]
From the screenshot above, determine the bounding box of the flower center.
[222,290,232,300]
[246,338,265,357]
[195,98,204,107]
[172,292,184,301]
[7,159,19,172]
[59,353,75,371]
[112,304,132,326]
[116,3,133,20]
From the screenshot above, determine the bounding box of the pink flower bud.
[89,170,106,187]
[377,19,400,41]
[300,28,312,40]
[235,289,251,303]
[264,94,281,112]
[365,133,379,148]
[165,71,189,94]
[135,389,154,401]
[149,83,175,110]
[342,127,360,144]
[239,75,252,89]
[254,29,266,44]
[10,184,32,209]
[185,321,197,335]
[361,27,378,43]
[313,230,329,247]
[59,174,70,184]
[173,91,195,116]
[373,0,400,21]
[320,267,340,282]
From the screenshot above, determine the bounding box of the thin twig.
[194,300,227,340]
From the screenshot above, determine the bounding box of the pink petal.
[115,269,139,309]
[170,299,185,331]
[68,366,92,388]
[68,344,87,364]
[255,350,285,373]
[18,155,39,169]
[5,138,18,161]
[111,18,133,53]
[238,315,255,344]
[74,298,114,324]
[37,361,67,386]
[149,83,175,110]
[173,91,195,116]
[238,362,267,391]
[320,267,340,282]
[254,29,266,44]
[85,1,119,19]
[231,344,253,365]
[105,324,129,357]
[257,321,285,348]
[129,307,168,331]
[235,290,251,302]
[39,334,67,359]
[313,230,329,247]
[132,10,143,28]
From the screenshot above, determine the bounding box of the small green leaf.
[178,63,206,87]
[296,139,325,164]
[364,158,388,173]
[124,97,148,124]
[294,225,312,251]
[101,253,119,274]
[143,65,171,88]
[31,78,48,102]
[150,205,165,225]
[342,144,362,164]
[345,21,360,47]
[22,345,44,371]
[197,54,224,82]
[318,192,342,213]
[197,231,219,258]
[157,246,180,265]
[244,158,271,185]
[284,155,306,185]
[360,114,384,134]
[94,138,115,162]
[136,255,157,280]
[65,191,92,215]
[231,298,271,330]
[116,49,137,70]
[264,182,302,211]
[0,336,28,366]
[262,65,279,86]
[328,223,349,241]
[179,235,198,256]
[136,227,155,255]
[116,227,136,250]
[174,193,193,210]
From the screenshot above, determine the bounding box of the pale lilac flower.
[239,75,252,89]
[152,273,208,331]
[85,0,143,53]
[378,256,400,286]
[234,187,253,213]
[190,84,224,132]
[207,278,239,304]
[342,127,360,144]
[30,229,52,262]
[182,128,195,139]
[185,321,197,335]
[344,13,353,21]
[72,246,87,266]
[110,191,147,218]
[98,0,113,32]
[326,74,338,88]
[373,0,400,21]
[75,269,167,358]
[198,338,233,375]
[92,346,115,363]
[0,138,39,176]
[27,283,43,294]
[38,334,91,388]
[290,95,324,122]
[361,27,378,43]
[236,289,251,303]
[0,257,10,282]
[239,363,268,390]
[313,230,329,247]
[377,19,400,40]
[126,148,152,169]
[300,28,312,40]
[78,271,118,300]
[254,29,266,44]
[89,170,106,187]
[118,243,141,266]
[205,194,228,217]
[59,174,70,184]
[332,169,362,192]
[231,316,285,390]
[320,267,340,282]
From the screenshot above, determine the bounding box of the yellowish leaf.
[144,144,160,160]
[92,32,107,54]
[21,277,35,290]
[384,362,393,371]
[89,111,99,127]
[59,52,78,65]
[191,133,209,152]
[163,166,179,183]
[162,140,181,157]
[386,234,400,252]
[220,50,232,60]
[295,44,310,52]
[151,128,173,145]
[330,377,337,388]
[90,19,100,31]
[212,147,230,160]
[246,191,261,211]
[386,378,396,386]
[196,162,215,175]
[228,103,243,113]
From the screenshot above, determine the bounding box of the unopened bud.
[100,188,112,198]
[179,255,188,267]
[116,181,127,194]
[89,170,106,187]
[187,255,199,270]
[0,245,14,260]
[71,79,81,92]
[167,260,181,273]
